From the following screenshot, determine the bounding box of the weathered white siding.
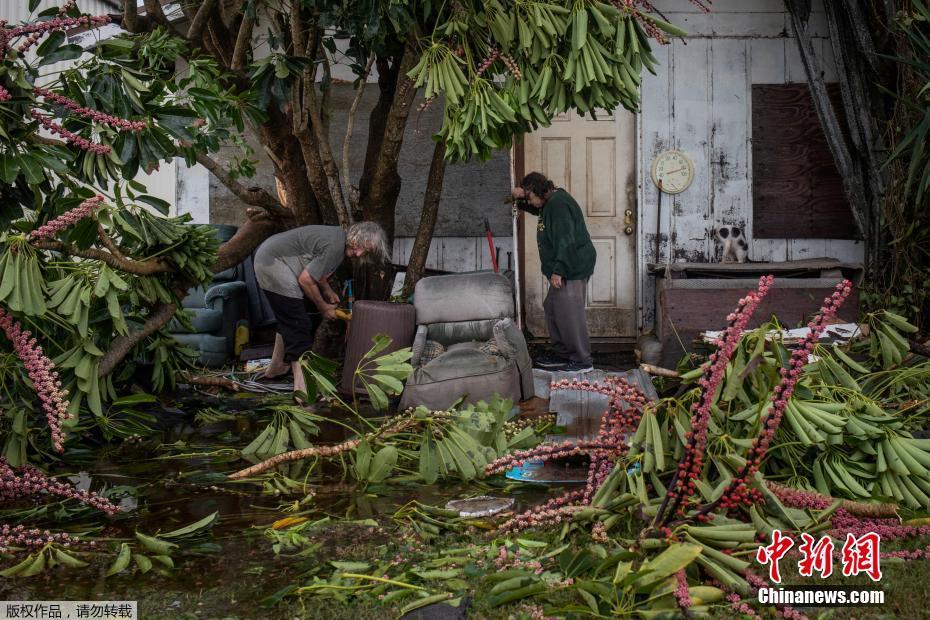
[637,0,864,331]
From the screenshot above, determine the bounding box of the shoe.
[556,360,594,373]
[534,353,569,369]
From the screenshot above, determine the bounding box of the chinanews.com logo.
[754,529,885,607]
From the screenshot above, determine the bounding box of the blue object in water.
[505,460,587,483]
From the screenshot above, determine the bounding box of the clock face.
[651,150,694,194]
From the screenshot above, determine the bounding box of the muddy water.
[0,394,563,618]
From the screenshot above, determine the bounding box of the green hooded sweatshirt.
[535,189,597,280]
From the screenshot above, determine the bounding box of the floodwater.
[0,393,564,618]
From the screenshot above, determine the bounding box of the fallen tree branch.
[640,363,679,378]
[179,372,240,391]
[227,416,419,480]
[32,239,172,275]
[98,301,178,376]
[97,225,126,259]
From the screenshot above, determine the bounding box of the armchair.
[169,225,248,367]
[398,271,534,411]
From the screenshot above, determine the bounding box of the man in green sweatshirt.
[512,172,597,373]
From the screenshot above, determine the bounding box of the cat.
[714,225,750,263]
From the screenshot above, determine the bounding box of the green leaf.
[161,512,218,539]
[633,543,702,589]
[355,439,372,480]
[136,195,171,215]
[36,31,66,57]
[106,543,132,576]
[0,155,19,184]
[366,382,390,411]
[367,445,398,483]
[419,435,439,484]
[371,373,404,394]
[39,45,84,67]
[135,532,179,555]
[331,561,370,572]
[400,593,453,615]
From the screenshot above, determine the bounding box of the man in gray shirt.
[256,221,388,398]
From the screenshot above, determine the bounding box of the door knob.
[624,209,634,235]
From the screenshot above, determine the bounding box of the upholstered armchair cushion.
[399,271,533,410]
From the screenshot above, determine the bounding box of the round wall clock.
[651,149,694,194]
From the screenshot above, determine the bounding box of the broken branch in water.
[227,415,419,480]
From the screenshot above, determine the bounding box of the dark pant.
[543,278,592,365]
[263,290,321,362]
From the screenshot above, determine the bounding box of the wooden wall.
[637,0,865,332]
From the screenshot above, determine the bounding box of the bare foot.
[263,364,290,379]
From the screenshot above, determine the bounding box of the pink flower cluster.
[766,482,832,511]
[484,439,620,476]
[2,15,110,55]
[28,195,104,241]
[727,592,762,619]
[1,523,78,551]
[658,275,774,524]
[0,308,70,452]
[490,376,652,535]
[1,458,119,515]
[712,280,853,512]
[674,569,693,611]
[33,87,147,132]
[30,109,111,154]
[476,49,500,77]
[0,85,11,102]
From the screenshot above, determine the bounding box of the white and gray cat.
[714,225,750,263]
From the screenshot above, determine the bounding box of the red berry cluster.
[659,276,774,523]
[34,87,147,132]
[712,280,853,512]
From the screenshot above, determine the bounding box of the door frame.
[511,121,641,345]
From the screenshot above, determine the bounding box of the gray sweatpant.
[543,278,592,365]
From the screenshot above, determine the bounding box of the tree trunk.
[357,41,420,245]
[256,108,321,226]
[356,56,400,222]
[403,141,447,297]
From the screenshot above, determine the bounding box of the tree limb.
[32,239,173,275]
[342,54,376,211]
[231,14,255,71]
[97,301,178,376]
[784,0,869,238]
[194,152,288,216]
[97,225,126,259]
[403,140,446,296]
[142,0,181,36]
[304,82,350,228]
[290,1,306,55]
[121,0,140,32]
[187,0,219,43]
[358,39,420,239]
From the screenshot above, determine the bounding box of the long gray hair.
[346,221,390,262]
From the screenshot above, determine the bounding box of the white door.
[521,108,637,339]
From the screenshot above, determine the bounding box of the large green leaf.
[632,543,702,589]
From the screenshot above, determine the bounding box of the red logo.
[755,530,882,583]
